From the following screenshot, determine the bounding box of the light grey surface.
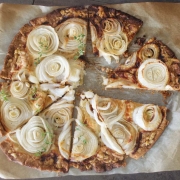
[0,0,180,180]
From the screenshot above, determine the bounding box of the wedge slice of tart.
[0,6,88,88]
[88,5,143,64]
[103,38,180,91]
[78,91,168,160]
[0,81,73,136]
[0,92,75,172]
[70,91,126,172]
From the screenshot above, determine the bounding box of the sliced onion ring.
[137,58,169,89]
[133,104,162,131]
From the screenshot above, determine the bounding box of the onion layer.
[16,116,53,154]
[27,25,59,58]
[10,81,30,99]
[91,94,126,126]
[96,33,128,64]
[36,55,70,83]
[56,18,87,53]
[1,97,32,131]
[133,104,162,131]
[41,99,74,128]
[58,119,73,159]
[71,108,98,162]
[137,58,169,89]
[138,43,160,61]
[102,18,121,35]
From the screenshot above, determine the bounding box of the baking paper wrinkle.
[0,2,180,179]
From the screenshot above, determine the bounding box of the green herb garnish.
[74,34,85,60]
[34,130,53,157]
[30,87,37,100]
[34,40,49,66]
[83,139,87,145]
[0,89,10,102]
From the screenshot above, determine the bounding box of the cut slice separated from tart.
[0,92,75,172]
[102,38,180,91]
[0,81,74,136]
[0,6,88,88]
[70,92,126,173]
[89,5,143,64]
[77,91,168,160]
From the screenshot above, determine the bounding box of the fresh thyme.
[34,147,46,157]
[34,130,53,157]
[30,87,37,100]
[83,139,87,145]
[34,40,49,66]
[0,89,10,102]
[74,34,85,60]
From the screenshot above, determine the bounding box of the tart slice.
[0,92,75,172]
[89,5,143,64]
[0,81,73,136]
[103,38,180,91]
[76,91,168,160]
[0,6,88,88]
[70,91,126,172]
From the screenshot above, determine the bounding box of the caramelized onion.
[137,59,169,89]
[102,18,121,35]
[138,43,160,61]
[133,104,162,131]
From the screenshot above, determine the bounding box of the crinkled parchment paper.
[0,2,180,179]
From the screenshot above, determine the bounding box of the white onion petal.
[109,121,138,155]
[101,126,124,154]
[96,33,128,64]
[16,116,53,154]
[56,18,87,53]
[71,119,98,162]
[10,81,30,99]
[138,58,169,89]
[36,55,70,83]
[1,97,32,131]
[27,25,59,58]
[41,99,74,128]
[58,119,73,159]
[102,18,121,35]
[92,94,126,126]
[133,104,162,131]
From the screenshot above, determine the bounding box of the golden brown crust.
[0,138,69,173]
[70,146,126,172]
[88,5,143,55]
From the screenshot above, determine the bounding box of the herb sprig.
[34,40,49,66]
[74,34,85,60]
[0,89,10,102]
[34,130,53,157]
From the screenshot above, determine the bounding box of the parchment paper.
[0,2,180,179]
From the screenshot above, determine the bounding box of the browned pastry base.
[0,138,69,173]
[70,146,126,173]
